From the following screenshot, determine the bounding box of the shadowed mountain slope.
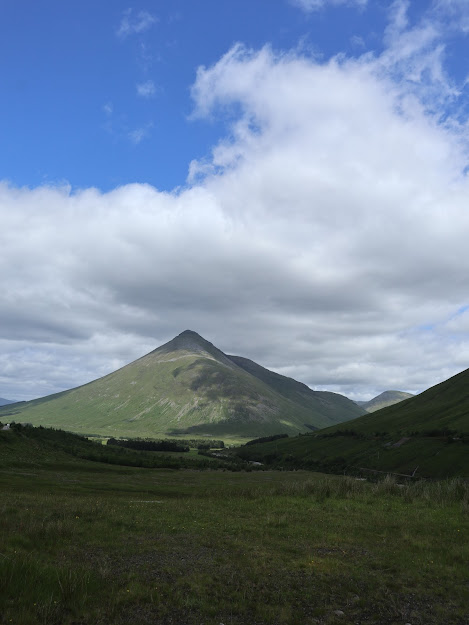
[228,355,361,424]
[0,330,364,440]
[235,367,469,477]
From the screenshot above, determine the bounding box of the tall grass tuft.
[1,553,104,625]
[372,474,400,497]
[214,473,469,509]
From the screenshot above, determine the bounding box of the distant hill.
[236,367,469,478]
[357,391,414,413]
[0,398,16,407]
[0,330,364,441]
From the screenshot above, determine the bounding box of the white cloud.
[128,123,153,144]
[375,0,467,120]
[117,9,157,39]
[290,0,367,12]
[3,9,469,402]
[136,80,157,98]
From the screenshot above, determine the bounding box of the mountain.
[228,355,363,425]
[236,367,469,477]
[357,390,414,412]
[0,398,16,406]
[0,330,364,441]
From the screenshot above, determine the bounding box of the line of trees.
[107,438,189,452]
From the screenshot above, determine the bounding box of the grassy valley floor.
[1,458,468,625]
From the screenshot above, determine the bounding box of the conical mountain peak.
[159,329,214,351]
[177,329,206,343]
[155,330,236,368]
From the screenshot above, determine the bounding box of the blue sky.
[2,0,399,191]
[2,0,469,402]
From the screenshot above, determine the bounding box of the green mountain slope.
[0,330,364,441]
[358,390,414,413]
[235,367,469,477]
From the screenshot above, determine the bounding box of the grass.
[1,453,468,624]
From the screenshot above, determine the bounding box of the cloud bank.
[2,4,469,401]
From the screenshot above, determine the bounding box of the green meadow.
[1,443,468,625]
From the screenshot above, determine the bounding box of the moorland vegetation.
[0,424,468,625]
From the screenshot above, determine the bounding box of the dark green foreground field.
[1,449,469,625]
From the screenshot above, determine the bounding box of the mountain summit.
[156,330,237,368]
[158,329,213,352]
[0,331,364,440]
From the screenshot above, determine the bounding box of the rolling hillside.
[236,367,469,477]
[0,330,364,441]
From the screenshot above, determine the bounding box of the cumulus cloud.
[2,6,469,401]
[117,9,157,39]
[290,0,367,12]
